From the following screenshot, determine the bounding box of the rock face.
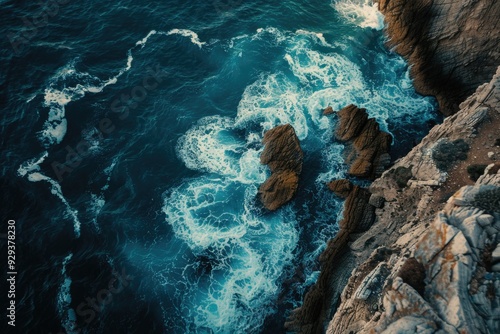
[285,180,376,334]
[322,68,500,333]
[327,177,500,334]
[258,124,303,211]
[332,105,392,179]
[378,0,500,115]
[290,67,500,334]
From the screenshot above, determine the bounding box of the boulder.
[258,124,303,210]
[332,104,392,179]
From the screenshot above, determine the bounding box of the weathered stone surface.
[492,245,500,264]
[327,179,353,198]
[260,124,303,174]
[378,0,500,115]
[290,7,500,332]
[317,69,500,334]
[369,194,385,209]
[327,183,500,334]
[259,170,299,211]
[258,124,303,210]
[396,257,426,296]
[285,180,376,334]
[331,104,392,179]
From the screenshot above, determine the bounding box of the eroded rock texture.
[290,67,500,334]
[332,104,392,179]
[285,180,376,334]
[323,68,500,333]
[327,173,500,334]
[378,0,500,115]
[259,124,303,210]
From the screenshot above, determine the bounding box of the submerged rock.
[258,124,303,211]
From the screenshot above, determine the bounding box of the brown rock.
[333,104,392,179]
[260,124,303,174]
[259,170,299,211]
[285,181,376,333]
[378,0,500,115]
[335,104,368,141]
[322,106,334,115]
[327,179,353,198]
[258,124,303,210]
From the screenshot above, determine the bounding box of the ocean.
[1,0,439,333]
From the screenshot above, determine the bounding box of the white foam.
[40,63,117,146]
[177,116,242,177]
[89,193,105,232]
[57,253,79,334]
[102,158,117,191]
[296,29,334,48]
[163,179,298,332]
[17,152,81,237]
[166,29,206,48]
[316,143,346,184]
[333,0,385,30]
[235,72,308,139]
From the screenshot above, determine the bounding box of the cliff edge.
[378,0,500,115]
[324,65,500,333]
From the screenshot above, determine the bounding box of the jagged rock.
[378,0,500,115]
[477,214,495,227]
[258,124,303,210]
[318,68,500,334]
[259,124,303,174]
[259,170,299,211]
[286,180,376,333]
[292,8,500,332]
[331,104,392,179]
[323,106,334,115]
[327,179,353,198]
[369,194,385,209]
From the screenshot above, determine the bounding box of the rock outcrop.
[378,0,500,115]
[258,124,303,211]
[327,171,500,334]
[330,104,392,179]
[289,66,500,333]
[285,180,376,334]
[322,67,500,333]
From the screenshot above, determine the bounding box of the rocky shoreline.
[283,0,500,333]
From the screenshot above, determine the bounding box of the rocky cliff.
[325,65,500,333]
[378,0,500,115]
[288,55,500,334]
[285,2,500,332]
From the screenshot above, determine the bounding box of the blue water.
[1,0,438,333]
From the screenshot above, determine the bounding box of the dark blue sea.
[1,0,439,333]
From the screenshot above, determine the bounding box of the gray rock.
[369,194,386,208]
[492,245,500,264]
[477,214,494,227]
